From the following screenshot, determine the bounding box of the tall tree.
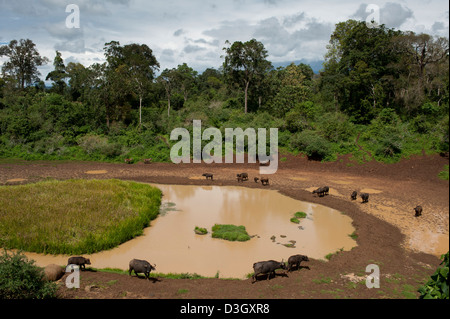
[46,51,68,94]
[157,68,177,117]
[103,41,160,127]
[174,63,198,103]
[321,20,401,123]
[0,39,49,89]
[222,39,272,113]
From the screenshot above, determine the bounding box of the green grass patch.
[194,226,208,235]
[294,211,307,219]
[0,179,162,255]
[290,211,307,224]
[438,165,449,180]
[211,224,251,242]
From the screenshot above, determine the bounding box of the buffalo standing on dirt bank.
[67,256,91,270]
[129,259,156,279]
[287,254,309,272]
[252,260,287,283]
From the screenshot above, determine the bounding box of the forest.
[0,19,448,164]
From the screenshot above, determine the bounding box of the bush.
[77,134,123,158]
[0,250,57,299]
[317,112,355,143]
[419,252,449,299]
[290,130,333,161]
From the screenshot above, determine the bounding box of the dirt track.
[0,154,448,299]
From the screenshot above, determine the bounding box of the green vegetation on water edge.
[211,224,251,242]
[0,179,162,255]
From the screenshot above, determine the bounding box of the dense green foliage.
[0,250,57,299]
[0,20,448,164]
[211,224,251,242]
[419,252,449,299]
[0,179,162,254]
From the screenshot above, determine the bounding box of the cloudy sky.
[0,0,449,79]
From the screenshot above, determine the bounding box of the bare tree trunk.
[138,97,142,127]
[167,95,171,117]
[244,80,249,114]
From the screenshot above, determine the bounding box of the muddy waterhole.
[26,184,357,278]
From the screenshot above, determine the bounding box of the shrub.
[290,130,333,161]
[77,134,123,158]
[0,250,57,299]
[317,112,355,143]
[418,252,449,299]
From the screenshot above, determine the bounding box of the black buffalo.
[260,178,269,186]
[202,173,213,180]
[361,193,369,203]
[251,260,287,283]
[129,259,156,280]
[287,254,309,272]
[312,187,326,197]
[67,256,91,270]
[414,206,423,217]
[351,191,358,200]
[237,173,249,181]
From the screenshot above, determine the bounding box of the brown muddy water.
[24,184,357,279]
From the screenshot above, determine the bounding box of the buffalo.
[254,177,260,183]
[251,260,287,283]
[414,206,423,217]
[287,254,309,272]
[202,173,213,180]
[237,173,249,181]
[351,191,358,200]
[67,256,91,270]
[129,259,156,280]
[361,193,369,203]
[260,178,269,186]
[323,186,330,195]
[312,187,326,197]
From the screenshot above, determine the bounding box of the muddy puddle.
[24,184,357,279]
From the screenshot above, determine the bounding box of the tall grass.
[0,179,161,255]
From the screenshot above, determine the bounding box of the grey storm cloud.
[352,2,414,29]
[1,0,448,75]
[204,12,332,60]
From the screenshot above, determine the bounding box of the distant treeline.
[0,19,448,163]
